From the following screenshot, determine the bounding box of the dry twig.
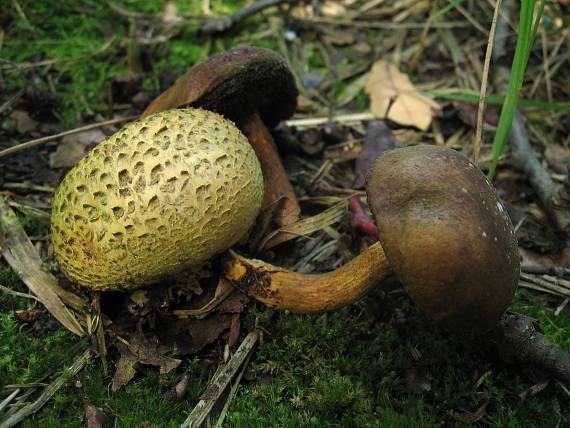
[181,331,260,428]
[474,0,502,165]
[0,115,138,159]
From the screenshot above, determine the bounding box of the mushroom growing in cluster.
[223,145,520,333]
[51,47,300,291]
[50,47,519,333]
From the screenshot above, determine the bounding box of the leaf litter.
[365,59,440,131]
[1,0,570,425]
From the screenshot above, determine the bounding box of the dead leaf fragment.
[111,327,181,391]
[544,144,570,174]
[84,404,109,428]
[354,121,401,188]
[112,343,139,392]
[15,308,43,323]
[9,110,39,134]
[178,314,234,354]
[453,101,499,129]
[50,129,106,169]
[365,60,440,130]
[127,327,181,374]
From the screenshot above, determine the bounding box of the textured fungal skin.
[51,108,264,291]
[367,144,519,333]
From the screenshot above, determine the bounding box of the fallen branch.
[494,313,570,385]
[509,111,570,233]
[0,38,115,71]
[199,0,299,35]
[490,0,569,233]
[485,1,570,382]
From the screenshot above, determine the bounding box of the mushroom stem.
[223,241,392,312]
[242,113,300,228]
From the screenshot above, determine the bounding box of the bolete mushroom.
[142,46,301,231]
[51,108,263,291]
[223,144,520,332]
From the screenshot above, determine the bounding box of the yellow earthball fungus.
[51,108,264,291]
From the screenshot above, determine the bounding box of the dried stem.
[0,348,92,427]
[181,331,260,428]
[0,196,87,336]
[474,0,502,165]
[199,0,299,35]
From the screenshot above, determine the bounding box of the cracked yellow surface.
[51,108,263,291]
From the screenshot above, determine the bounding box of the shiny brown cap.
[366,145,519,332]
[142,47,298,128]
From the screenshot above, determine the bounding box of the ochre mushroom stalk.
[225,242,391,313]
[223,145,521,333]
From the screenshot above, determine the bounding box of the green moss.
[0,267,29,311]
[513,288,570,352]
[1,286,569,426]
[1,0,272,125]
[224,295,570,427]
[0,312,77,386]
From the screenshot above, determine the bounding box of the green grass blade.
[487,1,545,180]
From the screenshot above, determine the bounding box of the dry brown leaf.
[544,144,570,174]
[14,308,43,323]
[354,121,401,189]
[112,343,139,392]
[112,327,182,391]
[177,314,234,354]
[49,129,106,169]
[8,110,39,134]
[365,60,440,131]
[155,313,235,357]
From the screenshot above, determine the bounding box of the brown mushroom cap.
[142,47,298,128]
[366,144,520,332]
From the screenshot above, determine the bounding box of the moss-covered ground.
[3,262,570,427]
